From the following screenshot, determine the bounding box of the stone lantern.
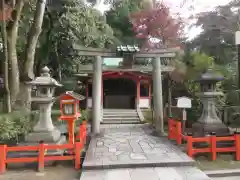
[25,66,65,144]
[192,69,229,136]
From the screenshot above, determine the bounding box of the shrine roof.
[62,91,85,100]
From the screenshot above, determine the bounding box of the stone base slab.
[192,122,229,137]
[25,128,62,143]
[81,167,211,180]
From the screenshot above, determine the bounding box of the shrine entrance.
[74,45,180,135]
[103,78,136,109]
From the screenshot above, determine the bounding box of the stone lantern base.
[25,128,64,143]
[192,122,229,137]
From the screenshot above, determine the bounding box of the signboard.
[236,31,240,45]
[176,96,192,109]
[103,57,123,67]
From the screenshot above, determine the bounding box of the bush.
[0,110,63,143]
[0,111,35,143]
[0,109,88,143]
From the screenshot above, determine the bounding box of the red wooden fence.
[168,118,240,161]
[0,123,87,174]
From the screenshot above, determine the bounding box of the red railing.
[168,118,240,161]
[0,123,87,174]
[76,121,87,143]
[168,118,183,145]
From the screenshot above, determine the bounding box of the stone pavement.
[81,124,211,180]
[81,167,211,180]
[212,177,240,180]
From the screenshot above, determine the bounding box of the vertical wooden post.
[101,79,103,105]
[136,78,140,107]
[0,145,7,174]
[167,78,172,117]
[75,141,81,169]
[68,119,75,144]
[187,133,193,157]
[176,121,182,145]
[210,132,217,161]
[148,82,151,108]
[86,82,88,108]
[168,118,173,139]
[235,132,240,160]
[38,141,45,172]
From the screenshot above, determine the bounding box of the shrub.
[0,110,62,143]
[0,111,34,143]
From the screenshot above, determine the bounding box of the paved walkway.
[81,124,211,180]
[212,177,240,180]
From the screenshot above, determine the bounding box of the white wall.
[87,98,92,108]
[139,98,150,108]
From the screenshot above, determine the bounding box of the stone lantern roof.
[195,69,224,83]
[28,66,62,87]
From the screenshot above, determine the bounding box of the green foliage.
[79,109,88,124]
[0,111,35,142]
[34,0,118,79]
[106,0,145,44]
[0,110,62,143]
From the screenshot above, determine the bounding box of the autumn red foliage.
[130,2,184,49]
[0,4,12,21]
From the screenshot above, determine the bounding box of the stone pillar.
[33,103,55,131]
[92,56,102,135]
[152,57,165,135]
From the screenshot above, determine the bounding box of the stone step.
[103,110,137,113]
[101,120,142,124]
[103,109,136,111]
[102,109,140,124]
[103,114,139,117]
[103,117,140,120]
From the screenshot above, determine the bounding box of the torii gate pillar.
[152,57,165,135]
[92,56,102,135]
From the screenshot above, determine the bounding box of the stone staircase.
[102,109,142,124]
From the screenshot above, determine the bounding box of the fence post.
[210,132,217,161]
[168,117,171,139]
[75,141,82,169]
[168,117,173,140]
[83,121,87,143]
[176,121,182,145]
[187,133,193,157]
[0,145,7,174]
[38,141,45,172]
[235,132,240,160]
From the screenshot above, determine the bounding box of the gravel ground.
[0,163,80,180]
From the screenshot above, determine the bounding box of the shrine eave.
[73,45,181,58]
[74,65,174,74]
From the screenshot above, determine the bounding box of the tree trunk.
[54,42,62,81]
[23,0,47,80]
[1,0,11,113]
[7,0,24,108]
[18,0,47,110]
